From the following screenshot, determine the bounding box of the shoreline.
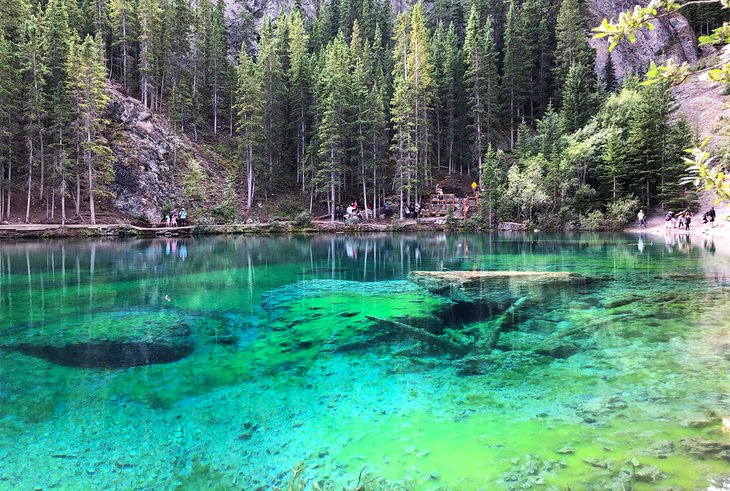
[0,218,453,239]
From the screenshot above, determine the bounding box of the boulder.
[680,437,730,460]
[1,309,233,368]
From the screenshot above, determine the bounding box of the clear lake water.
[0,232,729,490]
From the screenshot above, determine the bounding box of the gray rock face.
[107,84,232,224]
[588,0,699,81]
[107,85,189,222]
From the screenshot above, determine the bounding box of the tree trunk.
[25,138,33,224]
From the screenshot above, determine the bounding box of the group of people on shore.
[636,206,717,232]
[664,207,694,231]
[164,207,188,227]
[335,201,374,221]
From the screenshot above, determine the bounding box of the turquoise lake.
[1,233,729,490]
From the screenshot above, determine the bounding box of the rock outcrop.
[107,84,227,223]
[588,0,699,81]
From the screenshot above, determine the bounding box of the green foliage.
[291,210,312,227]
[554,0,594,93]
[579,210,604,230]
[184,159,208,203]
[212,180,238,223]
[445,205,457,230]
[606,196,640,228]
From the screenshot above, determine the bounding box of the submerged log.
[475,296,530,353]
[365,315,470,356]
[409,270,585,288]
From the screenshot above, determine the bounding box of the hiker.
[165,213,171,227]
[179,207,188,226]
[171,209,178,227]
[637,209,646,228]
[709,206,716,227]
[383,201,393,219]
[684,210,692,230]
[664,211,674,232]
[435,184,443,195]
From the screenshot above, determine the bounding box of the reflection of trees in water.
[3,233,728,329]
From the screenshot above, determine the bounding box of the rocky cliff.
[107,85,230,223]
[589,0,699,81]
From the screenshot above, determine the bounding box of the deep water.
[1,232,729,490]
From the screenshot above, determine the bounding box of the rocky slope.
[107,84,231,223]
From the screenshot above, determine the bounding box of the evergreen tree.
[315,34,351,221]
[0,25,20,220]
[553,0,594,97]
[42,0,75,219]
[165,0,193,133]
[21,12,48,223]
[109,0,137,92]
[560,63,595,134]
[288,9,311,189]
[501,0,530,150]
[463,8,499,178]
[622,82,675,207]
[431,21,448,173]
[660,114,696,208]
[258,17,286,200]
[235,49,264,209]
[390,2,434,217]
[479,143,500,228]
[67,34,112,225]
[209,0,229,134]
[604,51,617,92]
[137,0,162,108]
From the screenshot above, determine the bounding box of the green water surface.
[0,233,729,490]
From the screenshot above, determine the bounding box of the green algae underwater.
[0,233,729,490]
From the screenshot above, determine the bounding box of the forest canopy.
[0,0,713,227]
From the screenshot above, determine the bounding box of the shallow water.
[0,232,729,490]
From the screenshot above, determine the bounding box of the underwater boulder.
[1,309,231,368]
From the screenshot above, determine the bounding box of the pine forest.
[0,0,726,228]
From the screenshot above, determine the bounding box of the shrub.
[445,206,458,230]
[292,211,312,227]
[183,159,207,203]
[212,181,238,223]
[606,197,640,229]
[579,210,604,231]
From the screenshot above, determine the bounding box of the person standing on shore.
[637,209,646,228]
[709,206,716,228]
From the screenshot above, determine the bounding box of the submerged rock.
[680,437,730,460]
[634,464,667,482]
[1,309,233,368]
[533,336,579,359]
